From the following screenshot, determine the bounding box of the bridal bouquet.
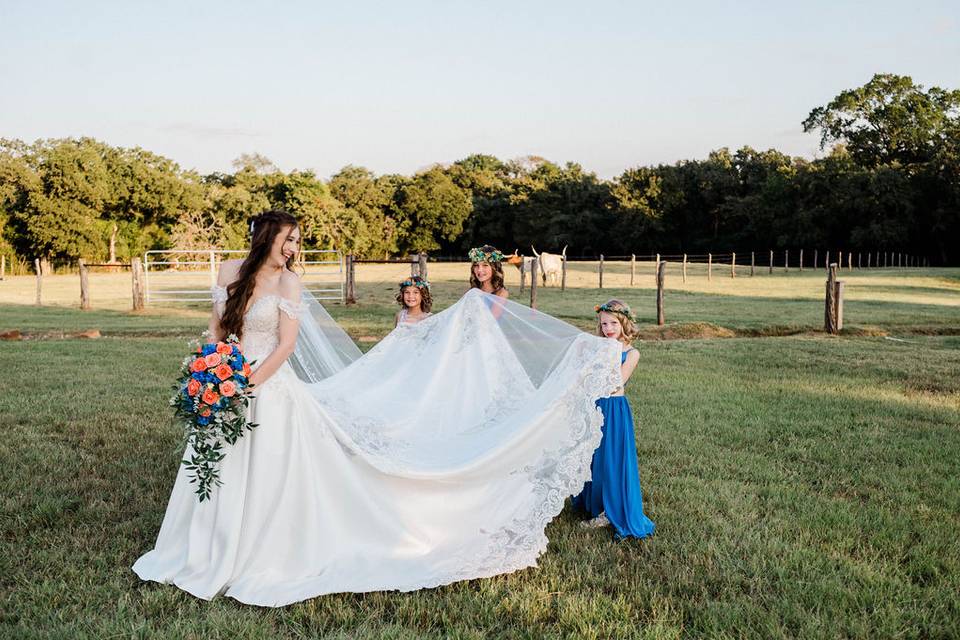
[171,335,257,501]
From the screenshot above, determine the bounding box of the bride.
[133,210,622,607]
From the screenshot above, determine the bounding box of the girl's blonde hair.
[396,275,433,313]
[595,299,639,343]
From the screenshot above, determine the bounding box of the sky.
[2,0,958,179]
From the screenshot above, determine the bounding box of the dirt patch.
[841,326,889,337]
[897,326,960,336]
[638,322,736,341]
[736,325,809,338]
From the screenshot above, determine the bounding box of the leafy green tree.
[395,167,472,253]
[328,165,401,257]
[447,154,515,253]
[803,73,960,168]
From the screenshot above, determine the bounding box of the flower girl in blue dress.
[573,299,655,539]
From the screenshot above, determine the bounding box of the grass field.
[1,264,959,638]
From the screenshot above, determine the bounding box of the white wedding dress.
[133,288,621,607]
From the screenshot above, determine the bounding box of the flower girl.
[573,299,655,539]
[468,245,509,299]
[395,275,433,326]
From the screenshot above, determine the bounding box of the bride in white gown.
[133,210,622,607]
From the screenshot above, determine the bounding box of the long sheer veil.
[290,288,622,474]
[287,291,363,382]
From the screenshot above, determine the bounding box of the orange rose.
[190,357,207,373]
[201,388,220,405]
[186,378,201,396]
[198,405,212,417]
[216,342,233,355]
[204,352,222,367]
[220,380,237,397]
[242,362,252,377]
[214,363,233,381]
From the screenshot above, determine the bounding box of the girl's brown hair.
[595,298,639,343]
[469,244,505,293]
[221,209,299,339]
[396,275,433,313]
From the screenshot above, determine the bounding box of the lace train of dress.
[133,289,621,606]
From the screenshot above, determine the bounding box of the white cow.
[531,245,567,286]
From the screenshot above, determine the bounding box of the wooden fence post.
[847,252,852,271]
[131,257,145,310]
[630,254,635,286]
[655,253,660,278]
[683,254,688,282]
[825,263,838,334]
[561,252,567,293]
[785,249,789,273]
[530,258,538,309]
[730,252,736,278]
[34,258,42,305]
[768,249,773,275]
[708,253,713,281]
[345,255,356,304]
[418,253,428,280]
[79,259,91,310]
[656,260,666,326]
[598,254,604,289]
[835,279,845,332]
[813,249,818,270]
[867,252,872,269]
[838,250,843,271]
[799,249,804,272]
[0,254,5,280]
[825,251,830,272]
[519,257,526,292]
[750,251,755,277]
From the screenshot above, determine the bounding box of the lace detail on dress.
[277,298,303,320]
[211,285,229,304]
[385,334,621,592]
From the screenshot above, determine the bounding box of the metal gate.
[143,249,344,304]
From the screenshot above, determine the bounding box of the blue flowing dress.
[572,349,655,539]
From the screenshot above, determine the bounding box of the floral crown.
[595,302,637,323]
[399,278,430,289]
[468,247,504,263]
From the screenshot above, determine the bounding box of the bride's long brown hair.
[221,210,299,339]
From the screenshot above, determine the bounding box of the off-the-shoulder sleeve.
[211,285,228,318]
[278,297,304,320]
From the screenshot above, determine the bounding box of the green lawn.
[1,267,958,638]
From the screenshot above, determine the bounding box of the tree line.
[1,73,957,273]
